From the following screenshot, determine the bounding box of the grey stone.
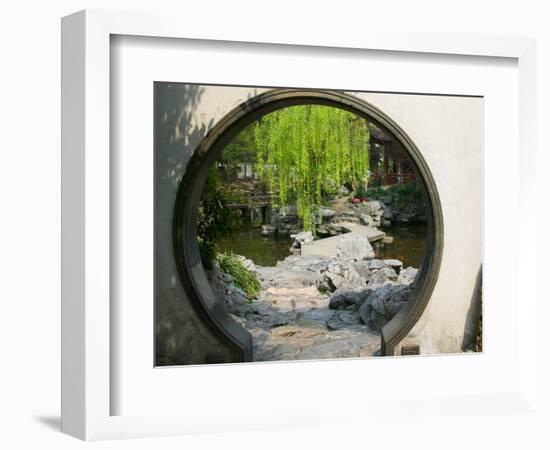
[291,230,314,248]
[261,224,277,236]
[329,287,365,309]
[358,284,411,331]
[327,310,362,330]
[368,266,398,285]
[366,259,388,270]
[298,308,335,323]
[316,224,331,237]
[363,200,382,215]
[359,213,372,226]
[263,311,298,328]
[383,259,403,273]
[398,267,419,285]
[336,234,375,261]
[321,208,335,218]
[325,272,348,290]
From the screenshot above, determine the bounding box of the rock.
[257,266,318,289]
[363,200,382,215]
[329,286,365,309]
[352,260,371,279]
[316,224,331,237]
[367,259,388,270]
[398,267,419,285]
[368,266,398,285]
[371,216,382,227]
[230,286,249,305]
[325,272,349,290]
[290,230,314,248]
[358,284,411,330]
[298,308,335,323]
[359,213,372,226]
[261,224,277,236]
[327,310,362,330]
[317,260,367,292]
[336,234,375,261]
[222,272,234,284]
[328,223,347,235]
[383,259,403,273]
[382,219,392,227]
[382,236,394,244]
[262,311,298,328]
[321,208,335,219]
[230,302,254,318]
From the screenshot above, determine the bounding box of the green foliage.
[197,171,239,269]
[221,126,256,165]
[254,105,370,233]
[367,182,424,207]
[217,252,261,299]
[365,185,385,199]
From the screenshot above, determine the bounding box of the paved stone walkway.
[237,256,382,362]
[301,222,385,258]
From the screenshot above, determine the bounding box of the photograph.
[1,1,541,446]
[154,83,483,365]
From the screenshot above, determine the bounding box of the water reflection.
[218,223,427,268]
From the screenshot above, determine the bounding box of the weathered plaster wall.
[155,84,482,363]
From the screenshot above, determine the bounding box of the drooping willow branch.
[254,105,370,232]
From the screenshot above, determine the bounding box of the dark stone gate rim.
[172,88,444,362]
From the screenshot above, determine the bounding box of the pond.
[375,223,427,268]
[218,223,427,268]
[218,226,293,267]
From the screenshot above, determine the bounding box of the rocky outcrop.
[336,234,375,261]
[358,284,412,331]
[268,193,393,239]
[209,247,419,361]
[290,230,314,249]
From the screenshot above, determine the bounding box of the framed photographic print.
[61,9,537,441]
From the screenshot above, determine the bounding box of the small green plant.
[217,252,261,299]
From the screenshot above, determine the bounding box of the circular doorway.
[173,89,443,362]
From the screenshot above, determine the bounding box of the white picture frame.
[61,9,537,441]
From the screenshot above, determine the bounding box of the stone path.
[230,255,382,362]
[213,236,418,362]
[301,222,385,257]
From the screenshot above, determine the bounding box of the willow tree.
[254,105,370,232]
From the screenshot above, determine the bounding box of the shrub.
[366,182,424,206]
[197,171,239,269]
[217,252,261,299]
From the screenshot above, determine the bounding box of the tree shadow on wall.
[155,83,215,189]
